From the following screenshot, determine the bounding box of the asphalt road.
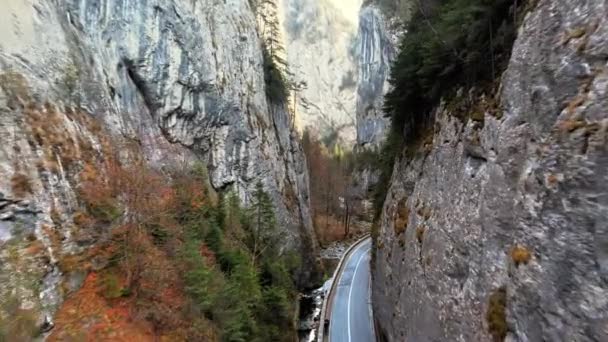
[329,238,375,342]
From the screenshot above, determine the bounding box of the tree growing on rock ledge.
[255,0,290,105]
[375,0,526,215]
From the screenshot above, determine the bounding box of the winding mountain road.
[328,238,375,342]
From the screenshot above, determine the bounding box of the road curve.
[328,238,375,342]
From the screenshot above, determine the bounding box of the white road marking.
[347,246,371,342]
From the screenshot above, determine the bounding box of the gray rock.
[0,211,14,221]
[281,0,359,143]
[372,0,608,341]
[0,0,318,326]
[66,270,87,293]
[354,5,396,149]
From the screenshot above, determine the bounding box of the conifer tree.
[182,238,221,314]
[255,0,290,104]
[222,190,244,239]
[247,181,279,266]
[376,0,522,214]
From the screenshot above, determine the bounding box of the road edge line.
[347,247,370,342]
[318,234,370,342]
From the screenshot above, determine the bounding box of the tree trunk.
[253,203,261,267]
[489,15,495,80]
[344,199,350,239]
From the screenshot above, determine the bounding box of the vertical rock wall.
[280,0,361,144]
[0,0,317,328]
[372,0,608,341]
[354,5,395,149]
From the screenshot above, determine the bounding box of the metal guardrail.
[317,234,371,342]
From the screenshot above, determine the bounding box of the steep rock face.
[373,1,608,341]
[354,0,410,149]
[280,0,361,144]
[350,2,405,203]
[354,5,395,149]
[0,0,316,327]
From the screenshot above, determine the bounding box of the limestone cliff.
[350,0,406,208]
[372,0,608,341]
[280,0,361,144]
[354,0,411,150]
[354,2,400,149]
[0,0,316,329]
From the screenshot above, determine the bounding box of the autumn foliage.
[49,272,154,342]
[50,128,301,341]
[50,143,220,341]
[301,130,364,244]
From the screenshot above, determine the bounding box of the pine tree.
[377,0,523,215]
[255,0,290,104]
[222,190,245,239]
[181,237,224,316]
[247,181,279,266]
[220,255,262,342]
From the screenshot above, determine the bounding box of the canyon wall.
[354,4,396,149]
[372,0,608,341]
[280,0,361,144]
[0,0,317,329]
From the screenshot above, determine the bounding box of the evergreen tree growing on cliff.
[373,0,523,214]
[246,181,280,266]
[255,0,290,104]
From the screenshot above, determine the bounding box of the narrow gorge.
[1,0,607,341]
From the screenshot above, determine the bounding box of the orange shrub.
[314,214,347,245]
[510,245,532,267]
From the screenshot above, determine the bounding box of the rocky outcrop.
[0,0,317,329]
[372,0,608,341]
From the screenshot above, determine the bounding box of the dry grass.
[394,201,409,236]
[34,105,82,168]
[486,287,508,341]
[10,173,33,198]
[50,205,62,225]
[510,245,532,267]
[0,306,39,341]
[0,71,31,107]
[42,224,63,253]
[416,225,426,245]
[57,253,89,274]
[416,203,433,221]
[23,103,107,175]
[546,174,559,187]
[25,240,45,256]
[557,119,586,133]
[73,211,95,228]
[314,214,347,244]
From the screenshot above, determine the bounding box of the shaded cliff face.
[373,0,608,341]
[0,0,316,328]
